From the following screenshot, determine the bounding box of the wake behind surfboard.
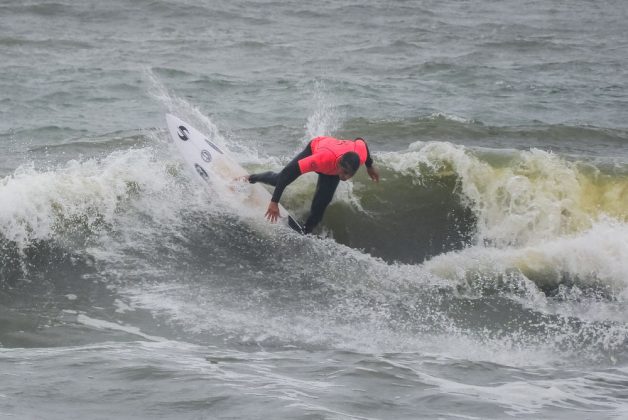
[165,114,303,233]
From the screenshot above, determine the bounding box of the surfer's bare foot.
[235,175,250,183]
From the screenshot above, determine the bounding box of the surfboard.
[165,114,303,233]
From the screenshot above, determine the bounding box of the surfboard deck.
[165,114,303,233]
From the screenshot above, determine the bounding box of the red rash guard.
[247,136,374,232]
[297,136,369,175]
[255,136,373,204]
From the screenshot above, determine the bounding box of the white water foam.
[0,148,180,247]
[381,140,627,248]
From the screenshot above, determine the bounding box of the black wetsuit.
[249,139,373,234]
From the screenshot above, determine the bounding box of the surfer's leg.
[249,171,279,186]
[248,142,313,187]
[304,174,340,234]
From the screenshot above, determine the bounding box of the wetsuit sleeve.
[357,138,374,168]
[271,160,302,203]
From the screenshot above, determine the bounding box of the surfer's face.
[338,165,354,181]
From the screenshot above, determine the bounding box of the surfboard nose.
[165,113,180,129]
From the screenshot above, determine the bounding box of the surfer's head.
[338,152,360,180]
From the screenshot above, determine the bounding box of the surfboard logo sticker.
[177,126,190,141]
[204,139,224,154]
[201,149,212,163]
[194,163,209,181]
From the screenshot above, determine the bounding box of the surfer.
[245,136,379,234]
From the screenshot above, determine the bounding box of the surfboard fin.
[288,216,305,235]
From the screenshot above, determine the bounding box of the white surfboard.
[165,114,303,233]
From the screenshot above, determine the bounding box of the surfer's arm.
[358,138,379,182]
[270,159,302,203]
[265,160,302,223]
[360,138,374,168]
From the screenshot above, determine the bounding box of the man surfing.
[245,136,380,234]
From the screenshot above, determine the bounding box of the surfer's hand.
[367,166,380,183]
[265,201,280,223]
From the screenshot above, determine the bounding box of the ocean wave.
[0,36,92,49]
[0,147,181,249]
[2,136,626,274]
[26,130,145,154]
[376,141,627,246]
[0,131,626,363]
[2,2,72,17]
[337,116,628,158]
[424,218,628,299]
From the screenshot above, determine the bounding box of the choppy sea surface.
[1,1,628,419]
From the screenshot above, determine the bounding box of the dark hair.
[340,152,360,175]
